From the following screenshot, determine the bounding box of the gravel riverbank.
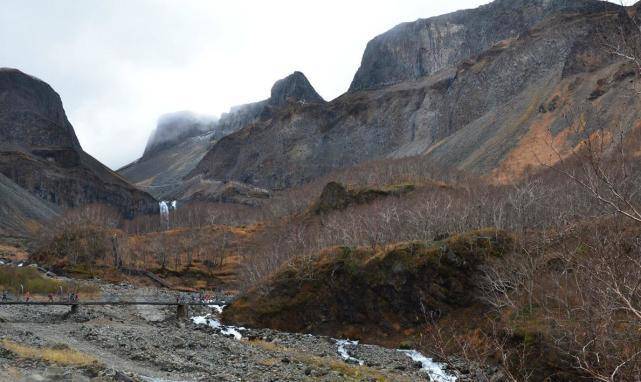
[0,281,499,381]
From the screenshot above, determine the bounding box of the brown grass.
[0,266,98,297]
[1,339,98,366]
[0,244,28,260]
[247,339,411,382]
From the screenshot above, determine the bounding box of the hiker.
[48,293,54,302]
[199,290,204,302]
[1,290,7,301]
[24,291,31,302]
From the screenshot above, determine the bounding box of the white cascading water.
[159,201,169,217]
[159,200,178,229]
[159,201,169,228]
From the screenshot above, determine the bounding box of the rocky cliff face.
[0,68,157,218]
[188,1,638,189]
[0,69,81,150]
[120,71,324,200]
[217,100,267,137]
[268,71,324,107]
[349,0,618,91]
[215,71,324,135]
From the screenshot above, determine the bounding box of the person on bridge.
[48,293,54,302]
[1,290,7,301]
[24,291,31,302]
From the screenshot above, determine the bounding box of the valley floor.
[0,281,477,382]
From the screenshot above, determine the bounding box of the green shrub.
[0,266,95,296]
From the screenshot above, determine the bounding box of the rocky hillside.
[120,71,323,200]
[0,68,157,219]
[185,0,639,190]
[0,173,59,240]
[118,130,215,201]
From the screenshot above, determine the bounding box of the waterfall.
[159,201,169,228]
[159,201,169,217]
[159,200,177,229]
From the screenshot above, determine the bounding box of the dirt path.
[2,320,173,380]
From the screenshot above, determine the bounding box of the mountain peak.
[0,67,81,150]
[0,68,157,216]
[269,71,324,107]
[143,111,217,157]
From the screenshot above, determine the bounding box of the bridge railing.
[0,300,229,318]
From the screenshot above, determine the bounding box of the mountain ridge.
[349,0,619,91]
[121,0,636,196]
[182,3,629,190]
[119,71,323,200]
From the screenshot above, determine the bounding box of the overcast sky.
[0,1,631,169]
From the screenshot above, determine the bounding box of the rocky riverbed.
[0,281,498,381]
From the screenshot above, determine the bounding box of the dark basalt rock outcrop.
[269,71,324,107]
[0,69,81,150]
[0,68,157,218]
[349,0,618,91]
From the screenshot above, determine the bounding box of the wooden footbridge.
[0,301,228,319]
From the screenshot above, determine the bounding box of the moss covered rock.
[224,229,513,340]
[312,181,415,214]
